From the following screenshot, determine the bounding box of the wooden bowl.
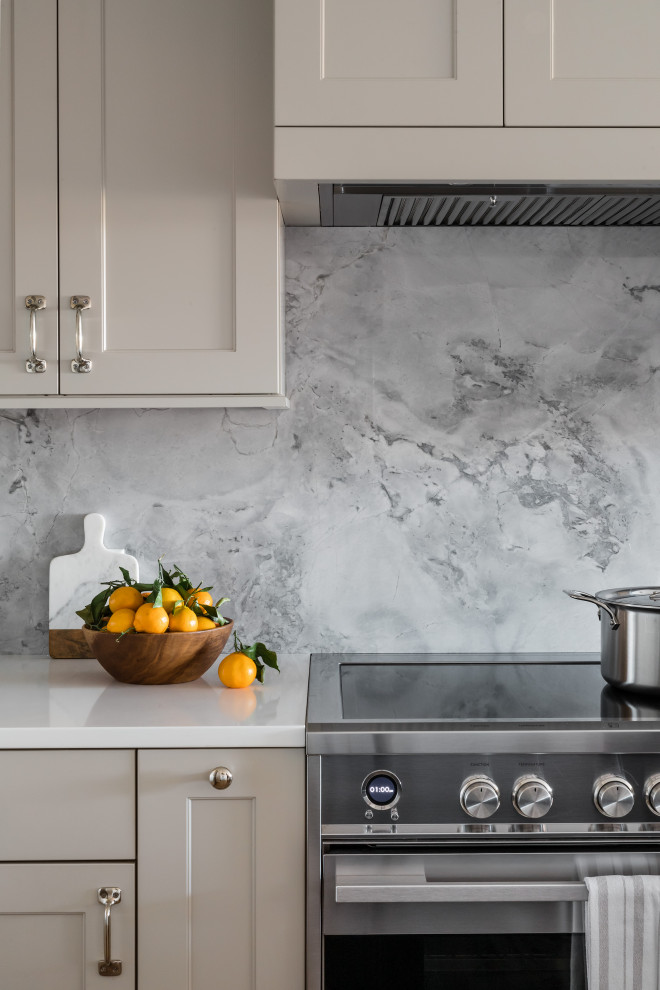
[83,620,234,684]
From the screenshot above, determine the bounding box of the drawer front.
[0,750,135,860]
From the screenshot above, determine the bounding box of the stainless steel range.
[306,654,660,990]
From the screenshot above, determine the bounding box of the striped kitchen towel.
[584,875,660,989]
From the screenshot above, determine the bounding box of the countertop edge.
[0,654,309,749]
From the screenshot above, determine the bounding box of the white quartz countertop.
[0,654,309,748]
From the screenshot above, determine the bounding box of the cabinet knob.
[209,766,233,790]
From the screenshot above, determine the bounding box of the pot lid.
[597,587,660,610]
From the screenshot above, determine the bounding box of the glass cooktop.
[340,660,608,721]
[306,654,660,730]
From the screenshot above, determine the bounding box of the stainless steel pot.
[565,588,660,694]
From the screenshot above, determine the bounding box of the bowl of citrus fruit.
[77,561,278,687]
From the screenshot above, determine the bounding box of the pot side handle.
[563,590,620,630]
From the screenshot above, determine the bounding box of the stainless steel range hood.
[321,183,660,227]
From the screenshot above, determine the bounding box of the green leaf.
[115,626,136,642]
[159,562,179,590]
[75,604,96,627]
[144,578,163,608]
[194,600,229,626]
[171,564,193,591]
[76,586,114,629]
[232,632,279,679]
[253,642,279,672]
[118,566,135,586]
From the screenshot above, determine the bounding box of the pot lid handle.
[563,590,620,630]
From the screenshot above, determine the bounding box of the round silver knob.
[645,775,660,816]
[209,766,233,790]
[460,776,500,819]
[512,775,553,819]
[594,774,634,818]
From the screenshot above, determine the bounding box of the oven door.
[322,848,660,990]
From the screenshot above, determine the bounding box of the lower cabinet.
[138,748,305,990]
[0,746,305,988]
[0,863,135,989]
[0,749,137,989]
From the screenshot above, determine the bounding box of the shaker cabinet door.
[0,0,59,396]
[276,0,503,126]
[58,0,282,398]
[138,748,305,990]
[505,0,660,125]
[0,862,135,989]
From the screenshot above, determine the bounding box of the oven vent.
[323,184,660,227]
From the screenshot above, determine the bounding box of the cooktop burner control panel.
[321,753,660,830]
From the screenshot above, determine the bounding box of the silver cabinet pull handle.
[97,887,122,977]
[25,296,47,373]
[209,766,233,790]
[70,295,92,373]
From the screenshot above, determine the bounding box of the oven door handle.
[335,879,588,903]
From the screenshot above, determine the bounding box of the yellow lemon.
[108,586,143,613]
[168,606,199,632]
[196,616,217,630]
[133,603,169,634]
[184,588,214,611]
[160,588,184,614]
[106,608,136,634]
[218,652,257,689]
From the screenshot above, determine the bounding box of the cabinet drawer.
[0,750,135,860]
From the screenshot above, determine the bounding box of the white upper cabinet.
[276,0,503,126]
[277,0,660,129]
[505,0,660,125]
[0,0,59,396]
[1,0,285,408]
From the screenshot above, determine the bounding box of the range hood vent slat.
[329,184,660,227]
[626,199,660,224]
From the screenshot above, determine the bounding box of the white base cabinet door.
[138,748,305,990]
[0,862,135,989]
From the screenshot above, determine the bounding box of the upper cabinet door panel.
[276,0,503,126]
[0,0,58,396]
[58,0,281,397]
[506,0,660,125]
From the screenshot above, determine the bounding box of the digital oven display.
[365,774,398,806]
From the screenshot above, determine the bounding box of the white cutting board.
[49,513,139,658]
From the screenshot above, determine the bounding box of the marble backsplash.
[2,226,660,656]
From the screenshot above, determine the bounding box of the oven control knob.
[594,775,634,818]
[645,775,660,816]
[460,776,500,819]
[512,776,553,819]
